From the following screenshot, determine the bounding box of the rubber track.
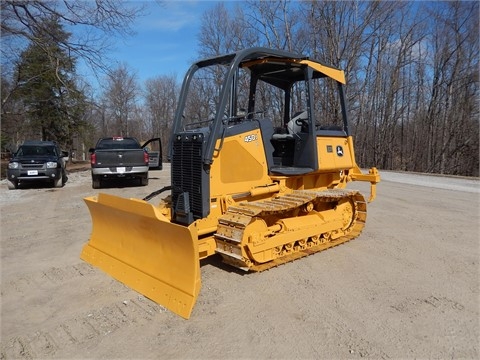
[215,188,367,272]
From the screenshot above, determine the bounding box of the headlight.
[8,162,19,169]
[46,162,58,168]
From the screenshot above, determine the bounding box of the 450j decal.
[244,134,257,142]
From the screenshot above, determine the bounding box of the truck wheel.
[7,179,18,190]
[141,175,149,186]
[92,176,101,189]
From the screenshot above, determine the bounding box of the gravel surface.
[1,166,478,359]
[379,170,479,193]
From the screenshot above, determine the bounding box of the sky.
[81,1,226,89]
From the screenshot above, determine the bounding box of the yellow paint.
[210,128,271,196]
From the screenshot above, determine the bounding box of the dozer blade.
[80,193,200,319]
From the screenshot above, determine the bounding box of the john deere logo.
[336,146,344,157]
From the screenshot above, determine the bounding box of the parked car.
[7,140,68,190]
[89,137,161,189]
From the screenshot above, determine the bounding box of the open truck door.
[142,137,162,170]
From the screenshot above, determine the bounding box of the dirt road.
[1,166,478,359]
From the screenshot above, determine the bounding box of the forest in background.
[1,1,478,176]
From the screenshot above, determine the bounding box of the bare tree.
[1,0,145,76]
[191,0,479,176]
[1,0,151,154]
[198,2,257,57]
[102,64,141,138]
[245,0,303,52]
[144,75,178,156]
[421,1,479,175]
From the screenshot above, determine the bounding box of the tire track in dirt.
[1,291,167,359]
[2,263,95,297]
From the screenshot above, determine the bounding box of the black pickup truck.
[89,137,161,189]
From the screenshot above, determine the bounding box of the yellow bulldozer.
[80,48,380,319]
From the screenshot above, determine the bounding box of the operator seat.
[270,110,309,168]
[272,110,307,140]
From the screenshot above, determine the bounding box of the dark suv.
[6,141,68,190]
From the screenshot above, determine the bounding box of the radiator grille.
[20,162,45,169]
[172,135,205,219]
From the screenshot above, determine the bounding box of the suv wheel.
[7,179,18,190]
[53,177,63,188]
[141,174,149,186]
